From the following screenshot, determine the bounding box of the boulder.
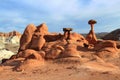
[19,24,36,51]
[29,30,46,51]
[45,45,64,59]
[37,23,48,35]
[19,49,43,60]
[70,33,88,47]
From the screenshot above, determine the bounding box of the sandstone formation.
[44,33,63,42]
[0,31,21,44]
[63,28,73,40]
[45,45,64,59]
[18,49,43,60]
[16,59,44,71]
[1,20,119,72]
[94,40,118,59]
[70,32,88,47]
[29,30,46,51]
[19,24,36,51]
[86,19,97,45]
[116,41,120,49]
[36,23,49,35]
[59,44,81,58]
[8,31,21,37]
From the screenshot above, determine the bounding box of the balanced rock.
[63,28,73,40]
[86,19,97,45]
[0,49,15,63]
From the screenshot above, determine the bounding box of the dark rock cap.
[88,19,97,24]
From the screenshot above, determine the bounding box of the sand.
[0,43,120,80]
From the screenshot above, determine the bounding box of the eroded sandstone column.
[86,19,97,45]
[63,28,73,40]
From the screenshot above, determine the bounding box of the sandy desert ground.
[0,43,120,80]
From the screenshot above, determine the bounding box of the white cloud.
[0,0,120,33]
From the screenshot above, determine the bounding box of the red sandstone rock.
[19,24,36,51]
[37,23,48,35]
[0,31,21,37]
[94,40,119,59]
[86,30,97,45]
[86,19,97,45]
[21,49,43,60]
[9,31,21,37]
[44,33,63,42]
[116,41,120,49]
[59,44,81,58]
[97,47,118,59]
[29,31,46,51]
[70,33,88,47]
[45,45,64,59]
[16,59,44,71]
[63,28,73,40]
[94,40,118,51]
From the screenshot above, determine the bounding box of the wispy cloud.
[0,0,120,33]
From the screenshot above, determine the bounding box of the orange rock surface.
[86,19,97,45]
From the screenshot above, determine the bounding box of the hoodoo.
[86,19,97,45]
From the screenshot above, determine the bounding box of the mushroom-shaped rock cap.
[88,19,97,24]
[63,28,73,31]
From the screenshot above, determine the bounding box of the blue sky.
[0,0,120,33]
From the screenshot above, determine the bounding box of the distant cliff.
[102,29,120,41]
[0,31,21,44]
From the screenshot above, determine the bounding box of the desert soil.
[1,43,120,80]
